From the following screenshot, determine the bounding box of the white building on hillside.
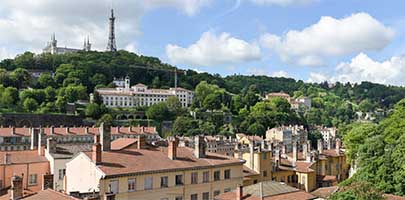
[96,76,194,108]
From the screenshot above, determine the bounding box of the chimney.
[127,127,131,133]
[327,138,333,150]
[47,137,57,154]
[30,128,38,150]
[336,138,342,154]
[11,176,23,200]
[307,140,311,152]
[302,143,308,158]
[249,140,254,170]
[10,127,15,135]
[84,127,89,135]
[194,135,206,159]
[261,140,266,151]
[275,148,281,168]
[3,153,10,165]
[92,135,102,164]
[65,127,69,134]
[99,123,111,151]
[116,126,120,133]
[141,126,145,133]
[137,134,146,149]
[168,137,179,160]
[236,184,243,200]
[317,139,324,154]
[50,126,54,135]
[38,128,44,156]
[281,144,286,155]
[292,141,298,167]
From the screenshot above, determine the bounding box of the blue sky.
[1,0,405,85]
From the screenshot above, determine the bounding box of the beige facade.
[98,165,243,200]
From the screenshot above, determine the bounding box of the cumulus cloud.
[251,0,316,6]
[166,31,261,67]
[271,70,291,78]
[308,53,405,85]
[0,0,211,59]
[260,13,395,66]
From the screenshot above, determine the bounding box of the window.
[58,169,66,180]
[175,175,183,185]
[202,192,209,200]
[175,197,183,200]
[301,175,306,184]
[214,171,220,181]
[144,177,153,190]
[263,170,267,177]
[203,171,209,183]
[161,176,168,188]
[191,172,198,184]
[224,188,231,193]
[214,190,220,197]
[224,169,231,179]
[262,153,267,159]
[160,198,168,200]
[288,175,291,183]
[109,180,119,194]
[190,194,198,200]
[28,174,37,186]
[128,178,136,192]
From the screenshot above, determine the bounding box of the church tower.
[106,9,117,52]
[50,33,57,54]
[83,36,91,51]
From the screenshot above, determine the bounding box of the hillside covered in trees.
[1,50,405,132]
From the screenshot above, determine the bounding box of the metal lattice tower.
[106,9,117,52]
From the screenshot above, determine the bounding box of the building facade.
[66,136,245,200]
[43,33,91,55]
[96,77,194,108]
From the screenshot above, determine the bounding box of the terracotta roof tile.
[110,138,138,150]
[0,150,48,165]
[311,186,339,198]
[84,147,244,177]
[0,126,157,137]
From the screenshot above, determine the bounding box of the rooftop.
[216,181,316,200]
[0,189,80,200]
[0,126,157,137]
[83,146,244,177]
[0,150,48,165]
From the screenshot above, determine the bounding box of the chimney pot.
[194,135,206,159]
[11,176,23,200]
[168,137,179,160]
[236,184,243,200]
[137,134,146,149]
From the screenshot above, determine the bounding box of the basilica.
[42,9,117,54]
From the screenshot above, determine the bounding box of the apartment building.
[96,76,194,108]
[66,136,245,200]
[0,126,160,151]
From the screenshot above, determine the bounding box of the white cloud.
[166,31,261,67]
[0,47,13,60]
[246,67,270,76]
[307,72,329,83]
[0,0,211,59]
[271,70,290,78]
[308,53,405,85]
[260,13,395,66]
[333,53,405,85]
[251,0,316,6]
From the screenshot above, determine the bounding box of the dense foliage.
[339,99,405,196]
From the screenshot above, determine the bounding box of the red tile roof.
[311,186,339,198]
[0,126,157,137]
[0,150,48,165]
[110,138,138,150]
[22,189,80,200]
[83,147,244,177]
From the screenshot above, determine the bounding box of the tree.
[146,102,173,122]
[85,103,101,119]
[330,181,384,200]
[38,73,55,88]
[90,73,107,86]
[23,98,38,112]
[247,122,265,136]
[203,93,222,111]
[10,68,31,88]
[172,116,198,136]
[166,96,184,116]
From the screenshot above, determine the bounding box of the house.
[65,136,245,200]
